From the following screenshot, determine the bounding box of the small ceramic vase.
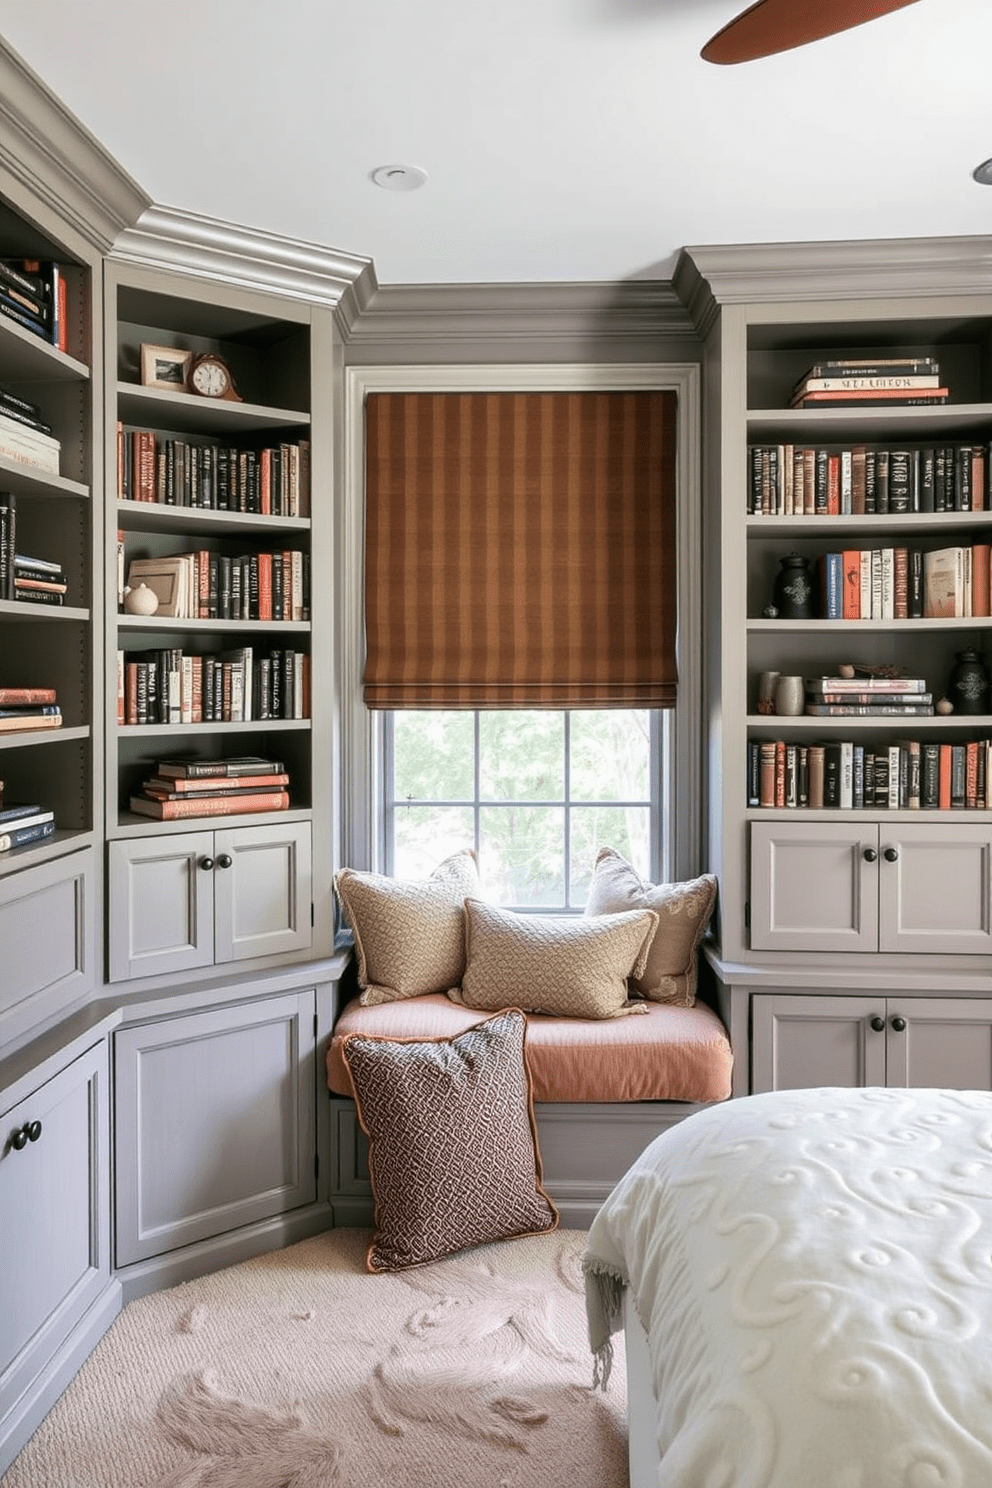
[774,675,805,717]
[756,671,780,715]
[947,648,990,716]
[123,582,159,617]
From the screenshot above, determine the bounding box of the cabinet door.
[0,848,95,1048]
[751,994,888,1093]
[884,998,992,1090]
[750,821,879,952]
[108,833,215,982]
[114,990,316,1265]
[213,822,312,963]
[877,823,992,955]
[0,1041,110,1430]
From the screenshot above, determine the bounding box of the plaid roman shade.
[363,390,678,709]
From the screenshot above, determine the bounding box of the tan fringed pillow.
[334,849,480,1006]
[584,848,717,1007]
[341,1007,558,1272]
[449,898,658,1020]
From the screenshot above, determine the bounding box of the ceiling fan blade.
[701,0,922,64]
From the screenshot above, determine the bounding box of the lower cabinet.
[750,820,992,954]
[108,820,312,981]
[0,848,95,1048]
[0,1038,114,1472]
[752,993,992,1093]
[113,989,317,1267]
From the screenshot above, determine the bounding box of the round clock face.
[190,357,232,397]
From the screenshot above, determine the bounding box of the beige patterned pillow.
[584,848,717,1007]
[335,849,480,1006]
[341,1007,559,1272]
[449,898,658,1020]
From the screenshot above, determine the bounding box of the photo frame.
[140,343,192,392]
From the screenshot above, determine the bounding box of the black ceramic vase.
[772,554,815,620]
[947,648,990,716]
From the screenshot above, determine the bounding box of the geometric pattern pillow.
[448,898,658,1020]
[584,848,717,1007]
[334,849,481,1006]
[340,1007,559,1272]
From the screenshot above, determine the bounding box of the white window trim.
[339,362,702,880]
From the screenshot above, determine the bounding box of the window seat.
[326,993,733,1105]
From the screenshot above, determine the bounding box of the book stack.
[119,646,309,725]
[747,442,988,515]
[803,675,933,717]
[0,386,61,475]
[749,737,991,810]
[0,800,56,852]
[0,685,63,733]
[0,258,66,351]
[129,755,291,820]
[790,357,948,410]
[117,426,311,516]
[125,548,310,621]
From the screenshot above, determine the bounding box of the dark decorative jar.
[772,554,815,620]
[947,648,990,716]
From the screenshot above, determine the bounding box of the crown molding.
[111,204,376,312]
[0,41,149,252]
[675,236,992,332]
[340,279,698,356]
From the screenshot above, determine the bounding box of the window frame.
[341,363,700,884]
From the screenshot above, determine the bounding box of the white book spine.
[880,547,895,620]
[839,741,854,810]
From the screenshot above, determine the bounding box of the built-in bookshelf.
[0,192,101,877]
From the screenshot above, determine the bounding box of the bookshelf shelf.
[748,617,992,633]
[747,402,992,440]
[747,512,992,536]
[0,318,89,382]
[0,725,90,751]
[0,457,90,500]
[117,615,311,636]
[114,806,312,838]
[117,383,309,437]
[746,714,992,731]
[746,807,992,823]
[116,718,311,738]
[116,500,309,537]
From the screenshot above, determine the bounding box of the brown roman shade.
[363,390,678,709]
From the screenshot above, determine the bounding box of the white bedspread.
[583,1086,992,1487]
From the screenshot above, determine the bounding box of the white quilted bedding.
[583,1086,992,1487]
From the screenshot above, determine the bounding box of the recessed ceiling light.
[972,158,992,186]
[371,164,428,192]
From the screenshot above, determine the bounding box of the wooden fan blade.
[701,0,922,64]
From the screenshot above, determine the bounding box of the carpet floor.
[1,1228,628,1488]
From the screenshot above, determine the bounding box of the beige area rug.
[2,1228,628,1488]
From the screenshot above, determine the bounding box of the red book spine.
[842,550,861,619]
[260,448,272,516]
[125,662,139,726]
[774,740,786,807]
[258,552,273,621]
[0,687,57,704]
[131,791,290,819]
[826,454,840,515]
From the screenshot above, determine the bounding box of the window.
[384,709,663,910]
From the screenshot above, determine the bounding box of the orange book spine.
[966,742,980,808]
[842,550,861,618]
[971,543,991,618]
[260,448,272,516]
[258,551,273,621]
[938,744,952,810]
[893,546,909,620]
[774,739,786,807]
[827,453,840,515]
[130,791,290,820]
[157,772,290,794]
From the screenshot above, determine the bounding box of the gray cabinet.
[0,1039,113,1470]
[750,819,992,954]
[107,820,312,981]
[0,848,95,1047]
[114,988,317,1267]
[752,993,992,1093]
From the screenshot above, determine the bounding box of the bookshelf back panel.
[117,319,310,413]
[115,728,312,822]
[0,736,91,828]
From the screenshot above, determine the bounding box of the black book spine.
[921,743,940,808]
[218,555,232,620]
[951,744,967,807]
[823,744,841,807]
[747,741,760,807]
[864,450,876,514]
[272,552,284,621]
[0,492,15,599]
[956,446,971,512]
[918,448,935,512]
[908,549,924,619]
[230,558,243,621]
[875,450,890,513]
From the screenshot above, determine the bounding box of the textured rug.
[2,1228,628,1488]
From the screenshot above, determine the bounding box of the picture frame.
[140,343,192,392]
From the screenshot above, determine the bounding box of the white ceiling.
[0,0,990,287]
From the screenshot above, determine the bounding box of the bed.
[583,1085,992,1487]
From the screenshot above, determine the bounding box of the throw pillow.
[584,848,717,1007]
[448,898,658,1020]
[335,849,480,1006]
[341,1007,559,1272]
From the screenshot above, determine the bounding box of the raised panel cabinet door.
[0,1041,110,1431]
[751,994,888,1093]
[884,998,992,1090]
[107,833,215,982]
[114,990,316,1266]
[0,848,95,1049]
[213,822,312,964]
[750,822,879,952]
[877,823,992,955]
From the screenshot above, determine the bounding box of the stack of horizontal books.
[0,258,67,351]
[0,801,56,852]
[129,755,290,820]
[0,685,62,732]
[804,675,933,717]
[0,383,61,474]
[790,357,948,410]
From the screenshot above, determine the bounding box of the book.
[0,686,57,704]
[923,547,967,618]
[804,676,927,693]
[792,389,949,408]
[807,692,932,706]
[796,358,939,380]
[804,703,935,716]
[790,375,942,405]
[0,819,55,852]
[142,771,290,795]
[0,801,45,824]
[0,713,62,732]
[129,790,290,820]
[154,756,285,779]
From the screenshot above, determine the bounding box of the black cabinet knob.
[884,847,899,863]
[10,1126,28,1151]
[869,1016,886,1033]
[863,848,877,863]
[26,1120,42,1142]
[199,856,215,871]
[891,1016,907,1033]
[216,853,233,869]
